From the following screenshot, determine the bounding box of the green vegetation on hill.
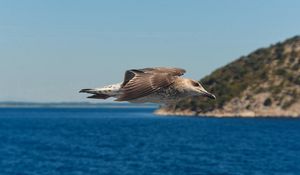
[173,36,300,115]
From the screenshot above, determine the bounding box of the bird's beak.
[201,90,216,100]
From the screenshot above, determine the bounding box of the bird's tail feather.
[87,94,110,99]
[79,88,98,94]
[79,83,121,100]
[79,88,112,99]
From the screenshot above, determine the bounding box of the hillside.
[156,36,300,117]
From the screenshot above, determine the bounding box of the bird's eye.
[192,81,200,87]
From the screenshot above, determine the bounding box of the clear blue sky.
[1,0,299,102]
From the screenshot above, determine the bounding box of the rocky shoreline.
[154,108,300,117]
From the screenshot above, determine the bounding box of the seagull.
[79,67,216,105]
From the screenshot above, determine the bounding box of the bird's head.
[183,79,216,100]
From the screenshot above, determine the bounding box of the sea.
[0,107,299,175]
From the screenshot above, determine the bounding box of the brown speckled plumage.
[80,67,216,105]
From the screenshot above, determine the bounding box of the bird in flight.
[79,67,216,105]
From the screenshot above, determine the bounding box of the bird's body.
[126,80,187,104]
[80,67,215,105]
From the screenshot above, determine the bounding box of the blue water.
[0,108,299,175]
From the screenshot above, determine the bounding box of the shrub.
[275,68,287,76]
[263,98,272,106]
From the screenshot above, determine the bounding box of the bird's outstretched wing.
[115,67,185,101]
[137,67,186,76]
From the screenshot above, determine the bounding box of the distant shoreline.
[0,102,158,109]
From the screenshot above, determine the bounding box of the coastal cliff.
[156,36,300,117]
